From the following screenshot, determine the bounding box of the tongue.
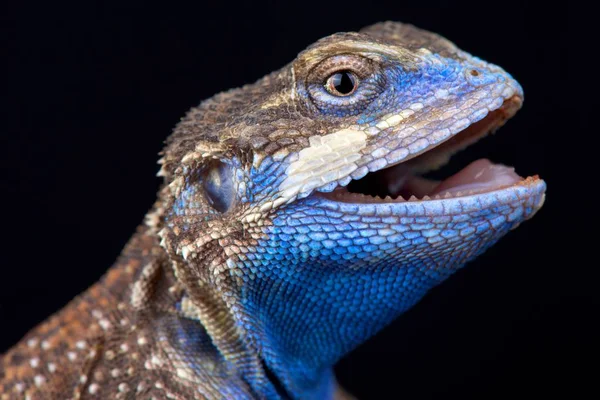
[429,159,522,196]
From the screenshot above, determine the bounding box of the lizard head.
[155,21,546,397]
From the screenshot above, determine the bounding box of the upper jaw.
[303,79,545,215]
[318,94,533,203]
[271,67,524,208]
[243,61,539,224]
[314,87,546,214]
[325,78,525,193]
[278,79,524,197]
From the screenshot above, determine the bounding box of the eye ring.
[305,54,384,116]
[324,70,359,97]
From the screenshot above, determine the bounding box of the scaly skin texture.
[0,22,545,399]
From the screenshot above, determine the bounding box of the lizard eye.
[202,161,234,213]
[305,54,385,116]
[324,70,358,96]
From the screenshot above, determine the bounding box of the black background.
[2,1,596,398]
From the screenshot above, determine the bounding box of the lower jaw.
[319,158,542,204]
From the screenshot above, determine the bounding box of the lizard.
[0,21,546,399]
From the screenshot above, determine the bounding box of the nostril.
[465,68,491,86]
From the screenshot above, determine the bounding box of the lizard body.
[1,22,546,399]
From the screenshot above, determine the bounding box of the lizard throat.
[320,98,540,203]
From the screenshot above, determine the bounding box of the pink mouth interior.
[327,159,524,203]
[431,159,521,195]
[403,159,522,198]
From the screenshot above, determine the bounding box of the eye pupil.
[326,71,357,96]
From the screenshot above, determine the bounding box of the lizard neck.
[175,254,346,399]
[227,294,342,400]
[229,265,437,399]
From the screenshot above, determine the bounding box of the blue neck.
[235,262,441,399]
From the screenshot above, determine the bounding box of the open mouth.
[321,96,541,203]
